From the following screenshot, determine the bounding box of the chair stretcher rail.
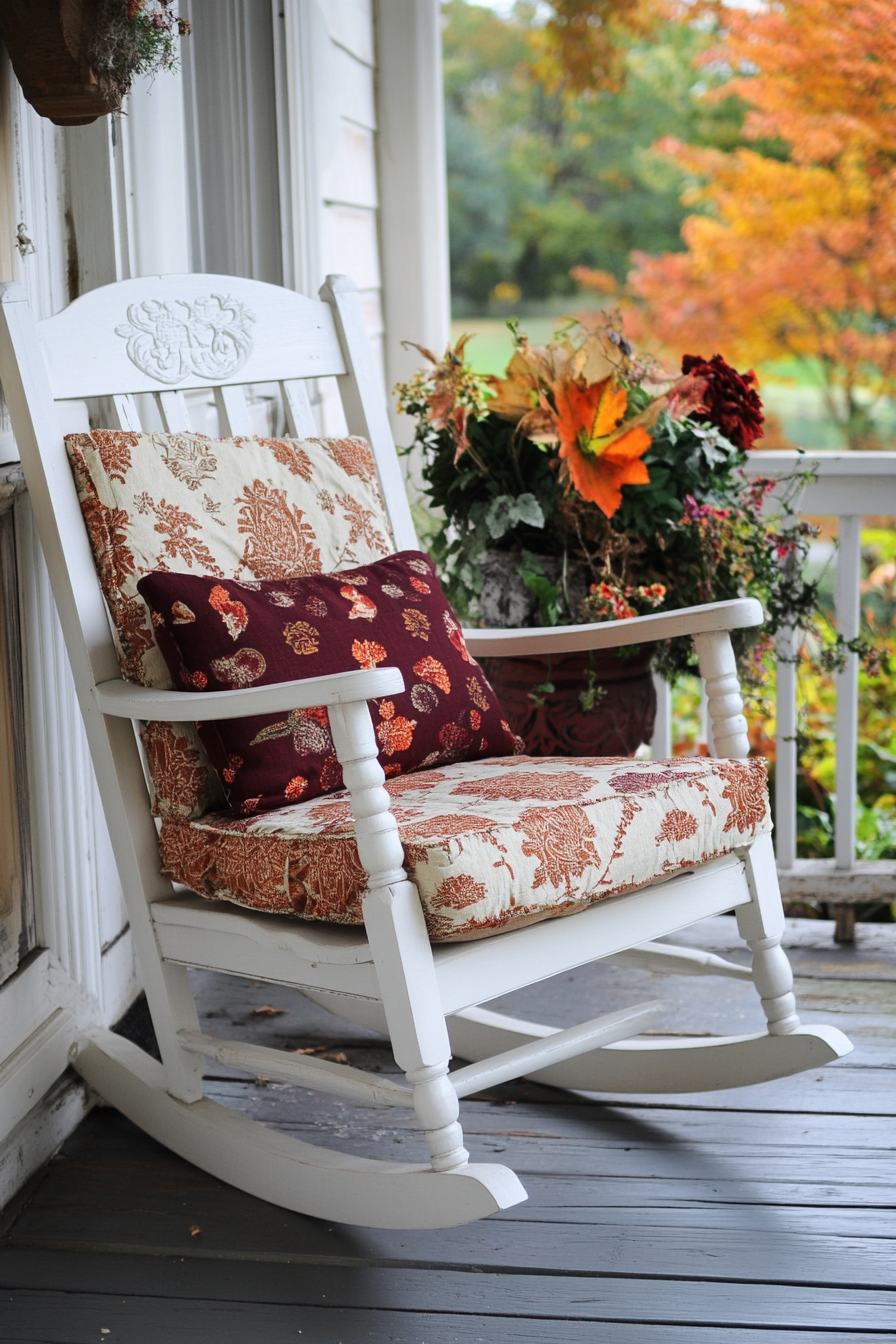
[449,1000,663,1098]
[178,1030,414,1108]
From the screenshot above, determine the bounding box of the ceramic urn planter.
[478,549,657,757]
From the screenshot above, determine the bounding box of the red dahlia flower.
[681,353,764,451]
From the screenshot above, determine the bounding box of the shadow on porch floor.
[1,916,894,1342]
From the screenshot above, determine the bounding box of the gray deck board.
[1,1292,890,1344]
[1,915,894,1341]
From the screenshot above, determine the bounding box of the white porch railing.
[654,451,896,939]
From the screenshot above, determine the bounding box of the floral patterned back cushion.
[137,552,522,814]
[66,430,394,818]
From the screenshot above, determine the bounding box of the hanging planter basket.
[0,0,113,126]
[0,0,190,127]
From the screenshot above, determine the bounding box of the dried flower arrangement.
[395,315,830,686]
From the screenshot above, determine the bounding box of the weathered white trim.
[0,1072,93,1214]
[121,72,191,277]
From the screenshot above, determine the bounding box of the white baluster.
[650,671,672,760]
[328,698,469,1172]
[835,515,862,870]
[774,624,799,872]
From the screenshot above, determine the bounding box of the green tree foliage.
[443,0,744,310]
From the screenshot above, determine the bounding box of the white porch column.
[376,0,451,448]
[123,71,191,277]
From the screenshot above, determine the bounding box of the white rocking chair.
[0,273,851,1230]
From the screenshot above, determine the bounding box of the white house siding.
[320,3,385,391]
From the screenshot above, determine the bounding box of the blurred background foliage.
[444,0,750,312]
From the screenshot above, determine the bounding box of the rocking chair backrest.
[2,270,417,701]
[0,272,420,914]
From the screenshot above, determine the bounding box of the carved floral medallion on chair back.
[66,430,393,817]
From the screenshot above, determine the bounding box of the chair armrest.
[463,597,763,658]
[93,666,405,721]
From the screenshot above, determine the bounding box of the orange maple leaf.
[351,639,387,669]
[555,377,651,518]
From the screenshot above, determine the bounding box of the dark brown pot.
[0,0,114,126]
[480,647,657,759]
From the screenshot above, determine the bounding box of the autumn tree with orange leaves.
[625,0,896,449]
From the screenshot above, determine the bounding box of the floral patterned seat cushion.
[159,753,772,942]
[65,429,394,818]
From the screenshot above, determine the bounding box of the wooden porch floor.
[1,915,894,1342]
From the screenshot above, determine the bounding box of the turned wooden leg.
[742,933,800,1035]
[405,1063,469,1171]
[329,699,470,1174]
[738,834,801,1036]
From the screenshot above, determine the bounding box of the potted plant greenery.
[395,315,819,756]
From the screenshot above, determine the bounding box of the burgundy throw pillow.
[137,551,521,814]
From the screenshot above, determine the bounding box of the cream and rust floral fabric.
[157,753,772,942]
[66,430,393,818]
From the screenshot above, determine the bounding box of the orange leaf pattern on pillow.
[413,656,450,694]
[402,609,430,640]
[335,496,390,566]
[153,499,223,572]
[340,584,377,620]
[92,429,138,483]
[324,436,378,482]
[209,648,266,688]
[236,480,321,579]
[140,721,211,819]
[352,639,387,669]
[209,584,249,639]
[283,620,320,655]
[259,437,313,480]
[376,701,417,755]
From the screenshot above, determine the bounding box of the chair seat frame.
[0,273,850,1229]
